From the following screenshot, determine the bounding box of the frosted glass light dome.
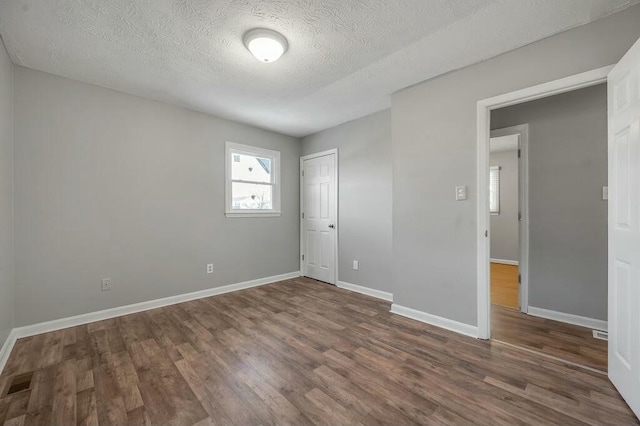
[244,28,288,63]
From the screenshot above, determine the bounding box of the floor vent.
[593,330,608,341]
[4,372,33,396]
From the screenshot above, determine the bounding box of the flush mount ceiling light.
[243,28,288,63]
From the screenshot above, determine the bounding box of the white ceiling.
[0,0,637,137]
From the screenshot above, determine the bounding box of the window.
[489,166,501,214]
[225,142,281,217]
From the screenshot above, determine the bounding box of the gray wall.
[492,84,607,320]
[301,110,392,294]
[490,149,519,262]
[391,5,640,326]
[0,38,13,344]
[13,67,301,326]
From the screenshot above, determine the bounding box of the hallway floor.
[490,262,519,309]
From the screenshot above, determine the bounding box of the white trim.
[0,329,18,375]
[1,271,300,359]
[300,149,339,285]
[337,281,393,302]
[225,141,281,218]
[225,212,281,218]
[301,148,338,161]
[528,306,607,332]
[390,304,478,338]
[490,258,519,266]
[479,65,614,111]
[477,65,613,340]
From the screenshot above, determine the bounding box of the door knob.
[328,224,335,229]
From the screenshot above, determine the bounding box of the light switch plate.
[353,260,359,271]
[602,186,608,200]
[455,185,467,201]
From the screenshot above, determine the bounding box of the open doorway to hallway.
[488,131,521,311]
[488,84,608,373]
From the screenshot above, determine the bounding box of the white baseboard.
[337,281,393,302]
[527,306,607,331]
[0,329,18,375]
[490,258,519,266]
[0,271,300,373]
[390,304,478,338]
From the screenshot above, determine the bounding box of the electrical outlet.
[455,185,467,201]
[101,278,111,291]
[353,260,359,271]
[206,264,214,274]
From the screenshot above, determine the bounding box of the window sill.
[225,212,282,218]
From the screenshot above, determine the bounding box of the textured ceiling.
[0,0,638,137]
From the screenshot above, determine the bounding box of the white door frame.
[477,65,613,339]
[490,124,530,313]
[300,149,339,284]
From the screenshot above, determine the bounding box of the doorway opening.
[477,67,611,373]
[488,125,528,315]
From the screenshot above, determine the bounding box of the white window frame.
[489,166,501,215]
[225,142,281,218]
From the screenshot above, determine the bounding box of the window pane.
[231,182,273,210]
[231,153,272,183]
[489,167,500,214]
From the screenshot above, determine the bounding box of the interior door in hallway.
[608,35,640,418]
[301,152,337,284]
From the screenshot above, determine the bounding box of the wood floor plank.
[76,388,98,426]
[3,414,25,426]
[173,358,233,425]
[51,359,77,425]
[0,277,636,425]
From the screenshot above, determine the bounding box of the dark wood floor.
[491,304,608,373]
[0,277,636,425]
